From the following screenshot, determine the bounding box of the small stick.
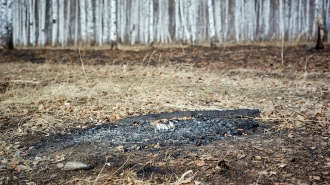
[148,49,156,65]
[180,43,185,54]
[305,53,316,73]
[107,156,131,180]
[9,80,41,84]
[79,41,88,80]
[93,156,110,185]
[141,52,149,66]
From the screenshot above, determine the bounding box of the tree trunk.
[224,0,229,41]
[58,0,65,46]
[279,0,284,41]
[4,0,330,47]
[51,0,57,46]
[65,0,70,46]
[130,0,138,45]
[29,0,35,46]
[40,0,46,46]
[207,0,215,47]
[315,16,324,49]
[80,0,86,44]
[179,0,190,44]
[188,0,196,45]
[214,0,221,43]
[86,0,94,44]
[95,0,102,46]
[174,0,181,42]
[149,0,154,45]
[234,0,240,41]
[110,0,117,48]
[102,0,108,44]
[74,0,78,46]
[22,0,27,46]
[264,0,270,40]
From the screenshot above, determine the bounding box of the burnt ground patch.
[27,109,261,155]
[4,109,265,183]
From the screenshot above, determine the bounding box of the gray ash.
[72,114,259,150]
[31,109,261,155]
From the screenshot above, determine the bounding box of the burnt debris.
[30,109,261,154]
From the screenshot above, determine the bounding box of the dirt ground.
[0,44,329,184]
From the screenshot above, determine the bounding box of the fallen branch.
[9,80,42,84]
[304,53,316,73]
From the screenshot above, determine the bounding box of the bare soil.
[0,44,329,184]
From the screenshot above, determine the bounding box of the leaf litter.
[0,45,329,184]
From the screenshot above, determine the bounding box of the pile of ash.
[32,109,261,153]
[72,109,260,150]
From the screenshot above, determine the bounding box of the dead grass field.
[0,45,329,184]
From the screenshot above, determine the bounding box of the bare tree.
[2,0,329,47]
[214,0,222,43]
[86,0,94,44]
[51,0,58,46]
[208,0,215,47]
[148,0,154,46]
[110,0,117,49]
[95,0,102,46]
[29,0,35,46]
[74,0,78,46]
[37,0,46,46]
[315,16,324,49]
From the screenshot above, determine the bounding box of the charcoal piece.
[118,109,260,126]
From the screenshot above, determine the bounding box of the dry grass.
[0,60,328,136]
[0,55,329,184]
